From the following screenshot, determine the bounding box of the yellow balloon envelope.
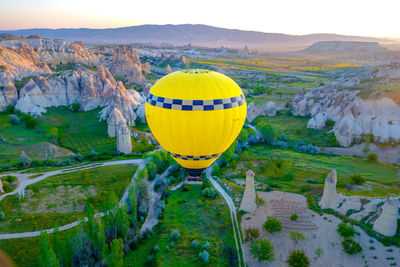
[145,69,247,176]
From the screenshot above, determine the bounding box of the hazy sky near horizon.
[0,0,399,38]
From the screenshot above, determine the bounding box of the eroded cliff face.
[292,74,400,147]
[0,37,147,117]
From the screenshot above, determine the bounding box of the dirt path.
[206,167,245,267]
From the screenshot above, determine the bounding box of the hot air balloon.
[145,69,246,184]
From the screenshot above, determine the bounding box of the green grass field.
[220,145,400,197]
[0,164,137,234]
[124,185,237,267]
[253,114,339,147]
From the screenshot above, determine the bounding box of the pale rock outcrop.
[116,121,132,154]
[0,81,18,111]
[373,199,398,236]
[108,46,147,85]
[373,63,400,79]
[142,62,151,73]
[14,65,120,114]
[136,103,146,123]
[0,178,3,194]
[307,112,328,129]
[143,83,153,96]
[292,73,400,147]
[239,170,257,213]
[247,101,281,122]
[107,108,126,137]
[165,64,173,74]
[319,169,340,209]
[99,81,144,126]
[182,55,189,66]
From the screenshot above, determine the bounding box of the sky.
[0,0,399,38]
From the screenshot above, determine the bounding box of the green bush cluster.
[287,249,310,267]
[263,216,282,233]
[250,239,274,262]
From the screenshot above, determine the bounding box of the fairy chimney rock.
[0,178,3,194]
[239,169,257,213]
[319,169,339,209]
[116,121,132,154]
[373,199,398,236]
[107,108,126,137]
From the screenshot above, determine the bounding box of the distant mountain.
[305,41,387,52]
[0,24,395,51]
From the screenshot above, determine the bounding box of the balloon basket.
[187,176,202,185]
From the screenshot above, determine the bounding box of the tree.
[220,140,237,166]
[198,251,210,264]
[337,223,356,238]
[342,239,362,255]
[22,114,38,129]
[39,231,60,267]
[362,135,371,157]
[244,228,260,243]
[250,239,274,262]
[70,103,81,112]
[287,249,310,267]
[147,163,157,180]
[349,175,366,185]
[95,217,107,259]
[366,153,378,162]
[127,186,137,228]
[238,128,249,144]
[263,216,282,233]
[48,127,59,143]
[52,228,64,265]
[19,151,32,167]
[290,214,299,221]
[107,238,124,267]
[258,123,276,144]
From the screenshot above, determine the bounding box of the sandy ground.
[241,191,400,267]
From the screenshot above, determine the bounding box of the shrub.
[248,134,260,144]
[325,119,335,127]
[245,228,260,243]
[202,241,211,250]
[315,248,323,257]
[70,103,81,112]
[290,231,306,244]
[19,151,32,167]
[147,162,157,180]
[202,188,218,199]
[0,211,4,221]
[263,216,282,233]
[22,114,38,129]
[337,223,356,238]
[342,239,362,255]
[258,123,276,144]
[169,229,180,241]
[10,115,20,125]
[4,175,17,183]
[349,175,366,185]
[278,133,289,141]
[282,172,294,181]
[366,153,378,162]
[198,251,210,264]
[191,240,200,248]
[294,142,318,155]
[250,239,274,262]
[290,213,298,221]
[271,140,288,149]
[89,150,99,157]
[287,249,310,267]
[74,153,83,161]
[2,181,11,192]
[153,245,160,253]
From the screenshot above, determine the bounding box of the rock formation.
[99,81,144,126]
[0,81,18,111]
[0,178,3,194]
[13,65,121,115]
[305,41,386,53]
[247,101,285,122]
[373,199,398,236]
[20,142,75,159]
[107,108,126,137]
[239,169,257,213]
[319,169,340,209]
[181,56,189,67]
[165,64,172,74]
[142,62,151,73]
[107,46,147,85]
[292,70,400,147]
[135,104,146,123]
[116,121,132,154]
[374,63,400,79]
